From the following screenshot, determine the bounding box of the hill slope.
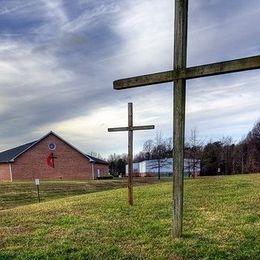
[0,174,259,259]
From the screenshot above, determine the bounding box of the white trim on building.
[8,163,13,182]
[126,158,200,177]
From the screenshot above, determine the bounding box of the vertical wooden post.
[128,102,134,205]
[36,185,40,203]
[35,179,41,203]
[112,0,260,239]
[108,103,154,205]
[173,0,188,238]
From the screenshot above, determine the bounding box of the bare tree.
[185,128,203,177]
[233,139,247,174]
[221,136,235,174]
[148,132,173,179]
[143,139,154,160]
[244,120,260,172]
[107,153,127,176]
[89,151,104,160]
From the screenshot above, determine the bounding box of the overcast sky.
[0,0,259,158]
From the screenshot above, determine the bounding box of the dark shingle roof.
[86,155,109,165]
[0,131,108,165]
[0,141,37,163]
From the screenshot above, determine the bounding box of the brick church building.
[0,131,109,181]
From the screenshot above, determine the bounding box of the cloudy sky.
[0,0,259,158]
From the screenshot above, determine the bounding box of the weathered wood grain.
[112,0,260,239]
[107,103,155,206]
[108,125,154,132]
[114,55,260,90]
[173,0,188,238]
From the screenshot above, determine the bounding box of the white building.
[126,158,200,177]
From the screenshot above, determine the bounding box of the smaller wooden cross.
[108,102,155,205]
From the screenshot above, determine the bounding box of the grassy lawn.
[0,177,169,210]
[0,174,259,259]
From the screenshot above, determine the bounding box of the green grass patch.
[0,177,169,210]
[0,174,259,259]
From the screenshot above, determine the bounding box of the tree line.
[199,120,260,175]
[107,120,260,176]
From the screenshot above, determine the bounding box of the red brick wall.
[11,133,108,181]
[0,163,11,181]
[93,163,109,178]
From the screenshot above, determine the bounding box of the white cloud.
[41,0,68,25]
[186,71,260,140]
[112,0,173,76]
[0,0,259,157]
[62,3,120,33]
[0,1,36,16]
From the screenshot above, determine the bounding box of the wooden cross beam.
[114,55,260,90]
[108,102,155,205]
[112,0,260,238]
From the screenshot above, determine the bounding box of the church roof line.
[0,131,108,165]
[0,141,37,163]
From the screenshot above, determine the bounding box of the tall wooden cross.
[113,0,260,238]
[108,102,155,205]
